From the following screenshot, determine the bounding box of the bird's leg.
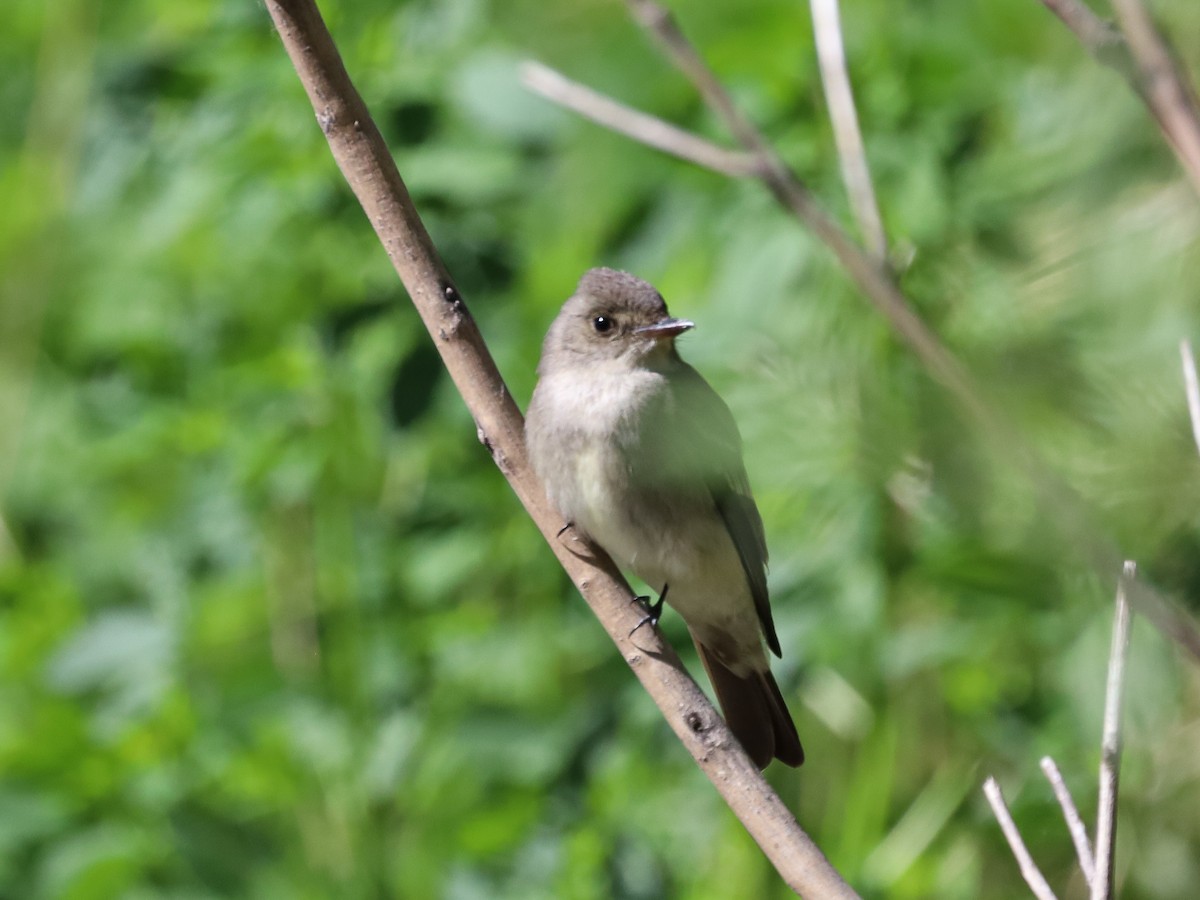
[629,584,669,638]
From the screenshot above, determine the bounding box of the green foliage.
[2,0,1200,896]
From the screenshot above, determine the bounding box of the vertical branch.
[983,777,1059,900]
[809,0,886,261]
[1180,339,1200,456]
[1091,561,1136,900]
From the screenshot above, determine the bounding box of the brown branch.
[264,1,858,896]
[983,777,1060,900]
[1092,561,1135,900]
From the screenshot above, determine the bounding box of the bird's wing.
[637,363,780,657]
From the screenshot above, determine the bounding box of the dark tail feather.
[694,640,805,769]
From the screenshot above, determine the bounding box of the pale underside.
[528,356,771,677]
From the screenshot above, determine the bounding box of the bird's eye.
[592,315,614,334]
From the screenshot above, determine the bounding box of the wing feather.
[634,363,780,657]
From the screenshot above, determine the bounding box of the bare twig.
[983,777,1059,900]
[264,1,858,896]
[626,0,774,159]
[618,0,988,427]
[1092,561,1135,900]
[1180,339,1200,456]
[1109,0,1200,196]
[1038,0,1122,55]
[809,0,886,261]
[1039,0,1200,198]
[1039,756,1096,886]
[520,61,760,177]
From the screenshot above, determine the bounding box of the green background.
[3,0,1200,897]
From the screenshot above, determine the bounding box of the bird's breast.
[528,365,668,568]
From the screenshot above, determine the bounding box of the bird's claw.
[628,585,668,638]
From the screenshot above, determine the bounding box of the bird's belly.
[563,453,764,670]
[563,443,652,577]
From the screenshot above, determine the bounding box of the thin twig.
[1039,0,1200,198]
[1109,0,1200,197]
[520,61,760,177]
[621,0,987,425]
[626,0,773,158]
[521,65,985,424]
[809,0,886,261]
[1092,561,1135,900]
[1039,756,1096,886]
[1038,0,1123,56]
[1180,339,1200,456]
[983,777,1059,900]
[264,1,859,896]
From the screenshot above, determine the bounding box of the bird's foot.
[629,585,669,638]
[555,521,594,560]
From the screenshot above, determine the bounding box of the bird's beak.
[634,317,695,340]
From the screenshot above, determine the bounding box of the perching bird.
[525,268,803,768]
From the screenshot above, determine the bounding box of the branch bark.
[264,0,857,896]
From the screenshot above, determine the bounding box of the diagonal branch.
[263,1,858,896]
[983,777,1060,900]
[520,61,760,177]
[1109,0,1200,197]
[1037,0,1200,198]
[1039,0,1123,57]
[585,0,1200,665]
[621,0,988,428]
[1040,756,1096,887]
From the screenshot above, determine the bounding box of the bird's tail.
[693,639,804,769]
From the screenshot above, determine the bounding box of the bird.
[524,267,803,768]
